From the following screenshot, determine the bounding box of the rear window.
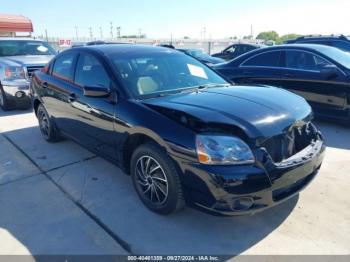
[241,51,281,67]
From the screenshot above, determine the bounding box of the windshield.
[111,51,228,98]
[320,46,350,69]
[0,40,57,56]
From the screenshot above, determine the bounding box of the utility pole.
[89,27,93,39]
[110,22,114,39]
[99,27,103,39]
[45,29,48,42]
[250,24,253,39]
[202,27,206,40]
[138,28,142,38]
[75,26,79,40]
[116,26,121,39]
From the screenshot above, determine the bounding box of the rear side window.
[52,53,75,81]
[75,53,110,88]
[285,50,331,71]
[241,51,281,67]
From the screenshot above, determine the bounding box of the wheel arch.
[33,98,41,116]
[121,128,173,175]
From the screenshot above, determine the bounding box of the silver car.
[0,38,56,110]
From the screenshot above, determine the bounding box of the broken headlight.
[196,135,255,165]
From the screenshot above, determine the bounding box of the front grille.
[26,66,44,78]
[261,122,318,163]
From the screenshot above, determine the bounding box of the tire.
[37,104,60,142]
[0,85,10,111]
[131,143,185,215]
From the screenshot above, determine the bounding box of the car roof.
[295,34,349,41]
[233,43,264,47]
[252,43,337,53]
[227,43,342,65]
[74,44,181,55]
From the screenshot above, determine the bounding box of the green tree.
[276,34,302,44]
[256,31,279,42]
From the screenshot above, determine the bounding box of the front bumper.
[177,136,325,216]
[1,81,31,108]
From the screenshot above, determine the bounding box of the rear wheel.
[131,143,185,215]
[37,104,60,142]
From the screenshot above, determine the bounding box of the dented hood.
[143,85,312,138]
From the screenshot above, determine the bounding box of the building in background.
[0,14,33,37]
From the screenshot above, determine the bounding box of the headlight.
[196,135,255,165]
[5,66,26,80]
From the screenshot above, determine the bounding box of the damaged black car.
[30,44,325,215]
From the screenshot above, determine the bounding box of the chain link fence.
[44,37,263,55]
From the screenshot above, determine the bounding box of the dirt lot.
[0,108,349,257]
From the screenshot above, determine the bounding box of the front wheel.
[131,143,185,215]
[0,86,10,111]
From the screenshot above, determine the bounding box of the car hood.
[143,85,312,139]
[0,55,54,67]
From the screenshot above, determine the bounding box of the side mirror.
[83,85,110,97]
[320,64,338,77]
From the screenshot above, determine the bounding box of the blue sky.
[2,0,349,39]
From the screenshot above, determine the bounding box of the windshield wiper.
[181,83,231,93]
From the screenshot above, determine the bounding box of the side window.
[241,51,281,67]
[75,53,110,88]
[225,45,236,53]
[52,53,75,81]
[332,41,350,52]
[285,50,331,71]
[235,46,243,54]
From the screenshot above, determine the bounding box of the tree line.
[256,31,302,44]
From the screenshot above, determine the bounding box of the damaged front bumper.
[177,132,325,216]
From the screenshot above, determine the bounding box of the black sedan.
[212,43,264,61]
[31,44,325,216]
[215,44,350,124]
[177,48,225,66]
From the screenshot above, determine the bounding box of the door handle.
[283,73,294,77]
[243,71,253,76]
[68,93,76,102]
[42,82,48,88]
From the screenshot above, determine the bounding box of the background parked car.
[0,38,56,110]
[214,44,350,123]
[285,35,350,52]
[212,43,265,61]
[177,48,225,66]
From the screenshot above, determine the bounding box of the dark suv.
[286,35,350,52]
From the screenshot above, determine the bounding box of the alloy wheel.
[38,109,49,137]
[135,155,169,204]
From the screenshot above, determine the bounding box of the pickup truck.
[0,38,56,110]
